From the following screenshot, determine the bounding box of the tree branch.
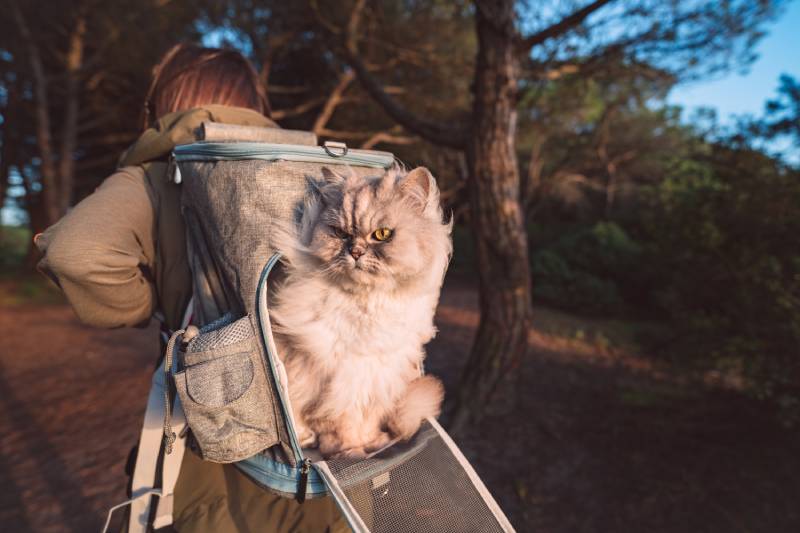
[360,127,417,149]
[267,85,311,95]
[312,69,355,134]
[330,0,466,149]
[519,0,615,52]
[314,128,377,141]
[270,96,328,120]
[257,31,297,89]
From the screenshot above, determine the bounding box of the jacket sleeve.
[36,166,158,328]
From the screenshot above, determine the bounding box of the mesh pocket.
[191,315,252,352]
[173,315,279,463]
[316,421,513,532]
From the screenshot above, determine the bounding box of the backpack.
[109,122,515,533]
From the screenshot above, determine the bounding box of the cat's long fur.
[269,166,452,458]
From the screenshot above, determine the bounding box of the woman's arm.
[36,166,158,328]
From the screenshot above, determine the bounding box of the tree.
[0,0,786,430]
[762,74,800,147]
[0,0,200,257]
[8,1,85,229]
[519,60,683,221]
[310,0,784,432]
[641,141,800,413]
[202,0,472,212]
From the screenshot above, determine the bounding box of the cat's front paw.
[364,432,393,454]
[317,432,343,458]
[295,422,317,448]
[328,446,369,460]
[318,433,368,459]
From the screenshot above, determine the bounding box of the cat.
[269,165,452,459]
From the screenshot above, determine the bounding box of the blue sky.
[667,1,800,123]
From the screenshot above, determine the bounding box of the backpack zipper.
[297,458,312,503]
[173,141,395,169]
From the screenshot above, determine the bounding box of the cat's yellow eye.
[372,228,393,241]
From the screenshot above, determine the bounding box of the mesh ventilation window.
[190,316,252,352]
[321,422,510,533]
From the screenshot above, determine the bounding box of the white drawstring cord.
[162,329,185,454]
[100,489,162,533]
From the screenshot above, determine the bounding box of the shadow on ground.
[428,279,800,533]
[1,278,798,532]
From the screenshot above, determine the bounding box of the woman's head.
[143,43,269,128]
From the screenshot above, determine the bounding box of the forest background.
[1,1,799,531]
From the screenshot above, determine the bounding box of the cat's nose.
[349,245,365,260]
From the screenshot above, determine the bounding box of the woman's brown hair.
[143,43,270,129]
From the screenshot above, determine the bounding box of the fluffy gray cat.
[270,166,452,459]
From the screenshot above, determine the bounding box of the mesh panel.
[323,422,508,533]
[190,316,253,352]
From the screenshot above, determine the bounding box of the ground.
[0,277,798,532]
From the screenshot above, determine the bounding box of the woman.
[36,43,347,533]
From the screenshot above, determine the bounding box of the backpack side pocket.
[173,315,278,462]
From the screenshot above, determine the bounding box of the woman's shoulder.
[107,161,175,213]
[97,164,150,189]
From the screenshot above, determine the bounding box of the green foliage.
[763,74,800,146]
[530,222,642,314]
[448,223,477,277]
[640,145,800,408]
[0,225,31,269]
[0,226,63,305]
[526,126,800,416]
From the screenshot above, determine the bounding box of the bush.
[640,146,800,411]
[0,225,31,270]
[530,222,643,314]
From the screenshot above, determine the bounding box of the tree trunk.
[0,87,13,216]
[57,14,86,215]
[448,0,533,434]
[523,132,545,215]
[12,4,60,227]
[337,0,533,432]
[20,170,47,270]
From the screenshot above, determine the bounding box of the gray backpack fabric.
[166,123,516,532]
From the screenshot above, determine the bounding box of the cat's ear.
[313,167,347,205]
[399,167,434,210]
[321,166,348,186]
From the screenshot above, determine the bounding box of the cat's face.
[303,167,449,290]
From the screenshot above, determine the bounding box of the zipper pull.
[167,153,182,184]
[296,458,312,503]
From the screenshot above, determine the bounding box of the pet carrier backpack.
[107,122,515,533]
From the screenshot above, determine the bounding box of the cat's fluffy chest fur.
[273,275,438,417]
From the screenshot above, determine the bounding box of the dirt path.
[1,282,799,532]
[0,303,158,533]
